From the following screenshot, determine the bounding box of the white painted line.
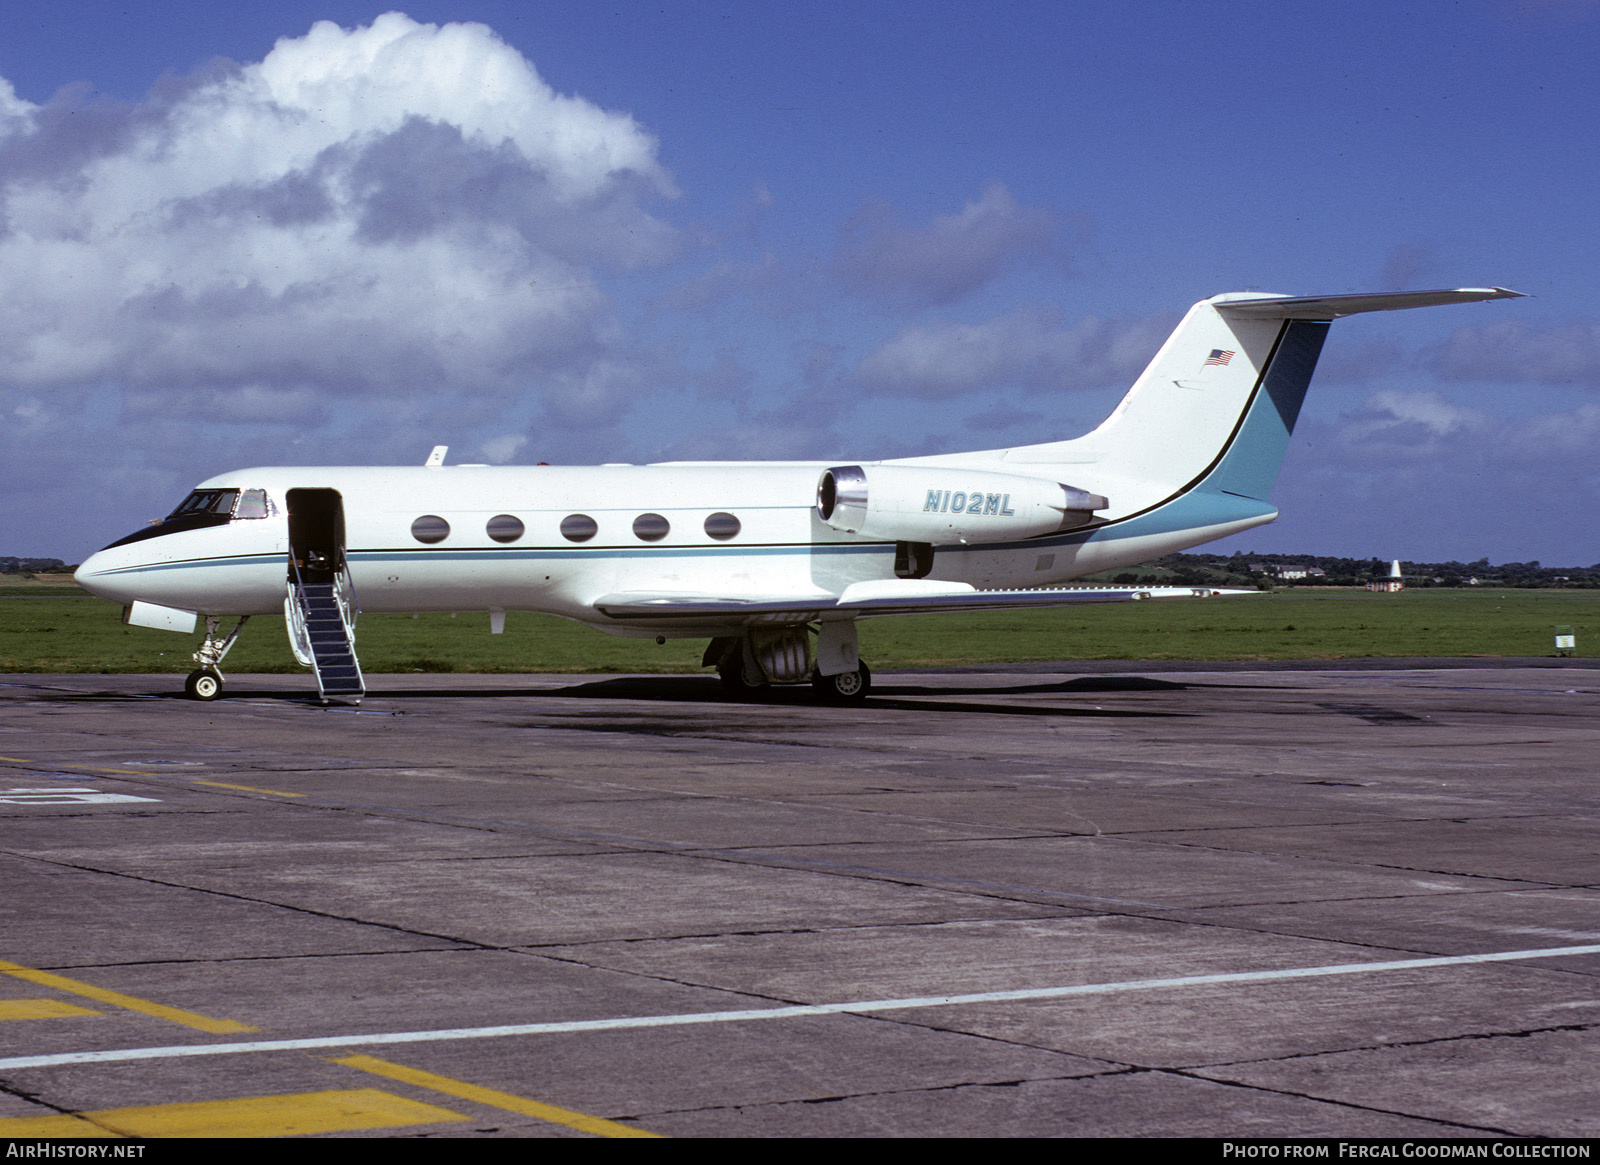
[2,943,1595,1071]
[0,787,160,805]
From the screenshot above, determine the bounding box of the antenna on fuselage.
[425,446,447,467]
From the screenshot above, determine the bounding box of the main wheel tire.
[185,669,223,701]
[812,661,871,702]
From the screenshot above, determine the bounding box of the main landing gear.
[184,615,249,701]
[811,660,872,701]
[715,652,872,702]
[708,627,872,702]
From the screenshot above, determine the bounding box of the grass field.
[2,576,1596,673]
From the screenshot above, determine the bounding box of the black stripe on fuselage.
[101,513,233,549]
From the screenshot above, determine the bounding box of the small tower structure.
[1366,559,1405,593]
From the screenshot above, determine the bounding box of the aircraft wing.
[591,582,1252,622]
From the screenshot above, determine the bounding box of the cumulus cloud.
[834,182,1063,308]
[478,433,528,463]
[654,253,790,314]
[851,306,1176,398]
[1426,317,1600,386]
[1251,389,1600,562]
[1312,389,1600,489]
[0,12,678,409]
[1326,389,1492,463]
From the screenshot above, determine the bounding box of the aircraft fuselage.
[75,461,1249,637]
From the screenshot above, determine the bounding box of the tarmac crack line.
[621,1068,1122,1124]
[1116,820,1575,881]
[0,850,504,957]
[1156,1066,1528,1137]
[1151,839,1569,890]
[561,1062,1519,1136]
[1182,1018,1600,1071]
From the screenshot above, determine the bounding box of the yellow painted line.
[0,1113,118,1137]
[194,780,304,797]
[0,756,156,776]
[0,960,257,1034]
[0,757,302,796]
[0,997,103,1021]
[0,1089,467,1139]
[332,1054,663,1139]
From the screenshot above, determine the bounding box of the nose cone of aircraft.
[75,551,110,596]
[75,546,137,604]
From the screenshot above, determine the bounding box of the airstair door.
[285,489,364,702]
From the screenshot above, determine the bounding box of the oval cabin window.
[411,515,450,544]
[560,514,598,543]
[704,512,741,540]
[632,513,670,542]
[486,514,524,543]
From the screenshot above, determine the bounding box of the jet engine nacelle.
[816,464,1108,544]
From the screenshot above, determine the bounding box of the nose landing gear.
[184,615,249,701]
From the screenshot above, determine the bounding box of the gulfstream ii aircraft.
[75,287,1521,703]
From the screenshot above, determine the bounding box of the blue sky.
[2,1,1596,565]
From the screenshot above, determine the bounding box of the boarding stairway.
[286,559,365,702]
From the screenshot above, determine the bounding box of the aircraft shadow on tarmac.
[549,674,1208,718]
[26,672,1288,719]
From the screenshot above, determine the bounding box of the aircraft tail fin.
[1006,288,1521,521]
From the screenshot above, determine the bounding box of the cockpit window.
[162,488,272,521]
[234,489,270,519]
[166,490,239,520]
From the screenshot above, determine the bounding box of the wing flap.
[838,585,1251,616]
[591,592,838,621]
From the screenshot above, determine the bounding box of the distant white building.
[1366,559,1405,592]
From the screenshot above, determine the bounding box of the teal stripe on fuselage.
[95,554,286,576]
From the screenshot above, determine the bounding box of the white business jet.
[74,287,1522,703]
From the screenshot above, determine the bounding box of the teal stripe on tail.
[1200,318,1330,503]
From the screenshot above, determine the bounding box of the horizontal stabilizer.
[1212,287,1524,319]
[592,586,1255,622]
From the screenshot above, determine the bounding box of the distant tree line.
[0,557,68,574]
[1103,552,1600,589]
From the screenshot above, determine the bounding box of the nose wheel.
[184,668,223,701]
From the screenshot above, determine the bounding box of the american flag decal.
[1203,349,1235,367]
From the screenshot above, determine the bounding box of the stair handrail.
[285,554,314,666]
[332,560,360,644]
